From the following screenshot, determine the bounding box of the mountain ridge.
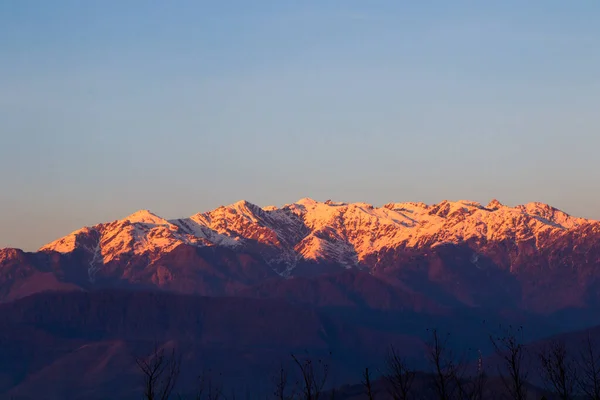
[2,199,600,397]
[36,198,596,274]
[2,197,600,313]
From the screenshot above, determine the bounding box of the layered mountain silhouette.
[1,198,600,398]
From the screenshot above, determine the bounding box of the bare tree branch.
[427,329,461,400]
[538,339,577,399]
[291,351,331,400]
[489,325,528,400]
[382,345,416,400]
[273,362,297,400]
[362,367,375,400]
[577,331,600,400]
[136,344,181,400]
[195,369,224,400]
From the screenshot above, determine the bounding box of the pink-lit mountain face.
[2,198,600,312]
[2,198,600,399]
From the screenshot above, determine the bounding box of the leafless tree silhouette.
[362,367,376,400]
[291,352,331,400]
[577,332,600,400]
[426,329,463,400]
[273,362,297,400]
[194,369,225,400]
[490,325,528,400]
[424,329,489,400]
[382,344,416,400]
[136,344,181,400]
[538,339,577,399]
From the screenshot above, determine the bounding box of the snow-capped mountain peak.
[37,198,599,278]
[486,198,504,210]
[123,209,168,225]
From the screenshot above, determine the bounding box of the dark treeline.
[135,325,600,400]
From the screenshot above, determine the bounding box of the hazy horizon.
[2,1,599,250]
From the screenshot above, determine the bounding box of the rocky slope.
[1,198,599,311]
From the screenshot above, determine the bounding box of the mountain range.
[4,197,600,311]
[1,198,600,398]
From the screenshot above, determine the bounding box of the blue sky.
[1,1,599,250]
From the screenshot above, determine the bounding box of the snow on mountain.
[38,227,94,254]
[37,198,597,277]
[124,209,168,225]
[40,209,227,274]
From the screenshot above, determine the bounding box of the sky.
[1,1,599,250]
